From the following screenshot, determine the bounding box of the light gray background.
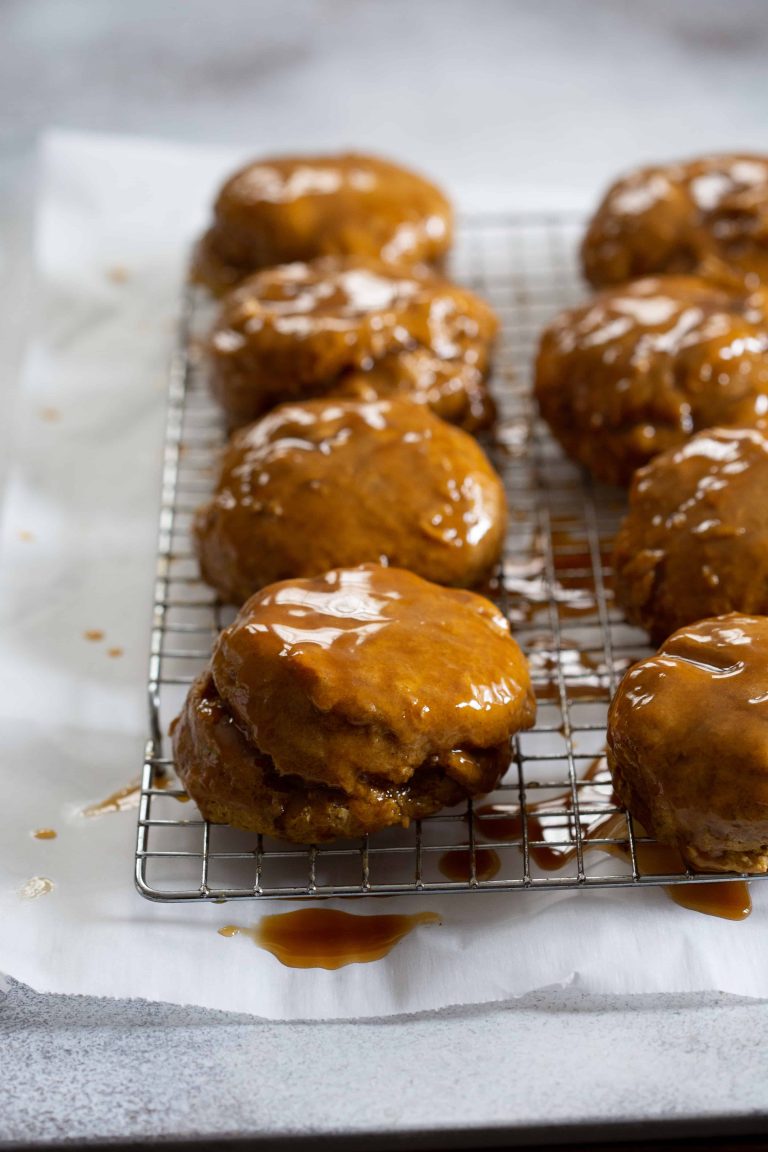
[2,1,768,1146]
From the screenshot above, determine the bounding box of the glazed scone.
[193,152,453,292]
[172,565,536,842]
[534,275,768,486]
[608,614,768,873]
[208,256,498,431]
[614,428,768,643]
[583,154,768,288]
[194,398,506,604]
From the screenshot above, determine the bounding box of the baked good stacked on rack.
[533,153,768,874]
[173,152,536,843]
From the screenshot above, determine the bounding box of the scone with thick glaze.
[608,614,768,873]
[172,565,536,843]
[534,275,768,485]
[208,255,498,431]
[614,427,768,643]
[583,154,768,288]
[193,152,453,293]
[194,397,506,605]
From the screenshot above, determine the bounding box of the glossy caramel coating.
[173,565,536,842]
[208,256,498,431]
[608,614,768,873]
[535,275,768,485]
[614,428,768,643]
[194,398,506,604]
[193,152,453,292]
[583,154,768,288]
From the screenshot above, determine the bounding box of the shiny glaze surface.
[173,565,535,843]
[219,908,441,969]
[614,427,768,642]
[193,152,453,292]
[535,274,768,485]
[208,255,498,431]
[583,153,768,288]
[608,613,768,874]
[194,397,506,604]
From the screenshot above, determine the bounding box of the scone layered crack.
[173,565,536,843]
[208,255,498,430]
[193,397,506,604]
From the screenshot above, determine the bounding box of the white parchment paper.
[1,131,767,1019]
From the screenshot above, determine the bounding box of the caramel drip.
[32,828,57,840]
[476,756,751,920]
[438,846,501,883]
[82,774,187,816]
[218,907,441,969]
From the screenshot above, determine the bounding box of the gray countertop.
[2,1,768,1144]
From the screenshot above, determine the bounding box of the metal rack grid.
[135,212,756,901]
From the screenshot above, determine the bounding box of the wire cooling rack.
[136,212,755,901]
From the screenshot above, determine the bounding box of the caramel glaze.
[582,153,768,289]
[193,152,453,293]
[172,565,536,844]
[535,274,768,486]
[218,908,441,969]
[614,427,768,644]
[608,614,768,877]
[476,758,750,920]
[194,397,506,605]
[207,256,498,432]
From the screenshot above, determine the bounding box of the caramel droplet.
[83,629,104,642]
[33,828,57,840]
[107,646,124,658]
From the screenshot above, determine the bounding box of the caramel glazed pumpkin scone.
[207,255,499,432]
[608,614,768,874]
[582,153,768,289]
[172,565,536,843]
[193,151,453,293]
[613,427,768,644]
[194,397,506,605]
[534,274,768,486]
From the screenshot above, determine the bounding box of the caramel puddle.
[218,908,441,969]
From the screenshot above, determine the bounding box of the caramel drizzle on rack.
[475,757,751,921]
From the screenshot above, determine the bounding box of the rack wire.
[136,212,757,901]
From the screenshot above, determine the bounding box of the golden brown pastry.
[608,614,768,873]
[614,427,768,643]
[172,565,536,843]
[534,275,768,486]
[208,255,498,431]
[193,152,453,292]
[194,397,506,604]
[583,154,768,288]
